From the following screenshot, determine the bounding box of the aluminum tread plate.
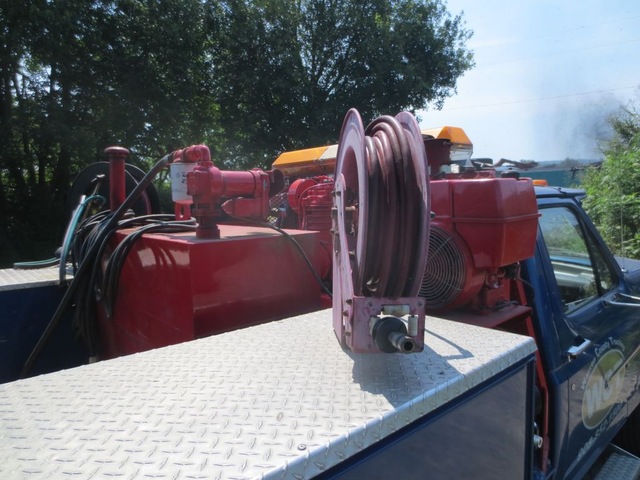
[0,309,536,479]
[0,267,63,291]
[594,452,640,480]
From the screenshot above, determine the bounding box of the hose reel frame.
[332,109,430,354]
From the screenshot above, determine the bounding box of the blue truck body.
[0,186,639,479]
[519,187,640,479]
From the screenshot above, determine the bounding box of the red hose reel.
[332,109,430,354]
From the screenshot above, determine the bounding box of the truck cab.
[524,186,640,479]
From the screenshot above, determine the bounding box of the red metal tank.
[97,224,326,358]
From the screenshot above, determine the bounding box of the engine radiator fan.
[419,225,484,311]
[419,177,539,312]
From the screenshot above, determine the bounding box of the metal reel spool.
[332,109,430,353]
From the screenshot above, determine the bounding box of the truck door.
[537,204,640,478]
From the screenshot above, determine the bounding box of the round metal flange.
[334,109,369,294]
[395,111,431,296]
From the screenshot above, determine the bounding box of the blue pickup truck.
[1,165,639,478]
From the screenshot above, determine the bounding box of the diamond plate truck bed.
[0,309,536,479]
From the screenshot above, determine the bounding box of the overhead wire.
[446,86,639,111]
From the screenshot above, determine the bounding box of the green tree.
[0,0,221,266]
[0,0,473,266]
[213,0,473,168]
[582,99,640,259]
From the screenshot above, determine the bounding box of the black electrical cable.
[100,219,196,318]
[72,209,111,270]
[73,216,197,351]
[20,152,175,378]
[227,214,333,298]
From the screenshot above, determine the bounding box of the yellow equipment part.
[421,126,472,146]
[421,126,473,164]
[272,144,338,177]
[271,126,474,176]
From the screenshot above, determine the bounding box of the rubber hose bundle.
[21,153,174,377]
[359,116,426,298]
[99,215,196,318]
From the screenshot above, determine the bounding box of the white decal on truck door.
[581,340,625,429]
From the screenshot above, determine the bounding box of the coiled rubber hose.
[334,109,430,299]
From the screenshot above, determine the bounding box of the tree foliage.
[0,0,473,265]
[0,0,222,264]
[214,0,473,167]
[582,100,640,259]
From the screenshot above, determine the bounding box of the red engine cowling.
[287,171,539,315]
[421,177,539,312]
[271,122,543,319]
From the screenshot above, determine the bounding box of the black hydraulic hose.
[361,115,422,298]
[20,152,175,378]
[100,220,196,318]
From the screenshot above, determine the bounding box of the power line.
[477,37,640,69]
[446,86,638,110]
[471,15,640,50]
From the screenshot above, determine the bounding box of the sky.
[417,0,640,162]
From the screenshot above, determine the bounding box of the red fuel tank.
[97,224,326,359]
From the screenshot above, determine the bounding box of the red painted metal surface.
[183,145,272,238]
[105,146,129,211]
[287,178,318,214]
[430,177,539,269]
[296,180,333,232]
[424,177,538,313]
[286,177,333,280]
[97,224,325,359]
